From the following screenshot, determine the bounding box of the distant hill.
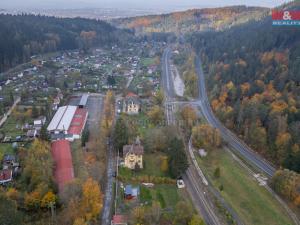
[0,14,133,72]
[113,5,269,34]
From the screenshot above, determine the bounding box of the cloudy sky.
[0,0,291,10]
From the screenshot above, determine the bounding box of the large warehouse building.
[47,105,88,141]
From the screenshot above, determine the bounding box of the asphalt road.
[101,137,115,225]
[162,48,223,225]
[194,56,276,177]
[194,55,300,225]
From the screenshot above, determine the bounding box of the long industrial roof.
[47,105,77,131]
[79,94,89,106]
[68,108,88,135]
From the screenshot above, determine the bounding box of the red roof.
[126,92,138,98]
[112,215,127,224]
[0,169,12,182]
[68,108,88,135]
[51,140,74,192]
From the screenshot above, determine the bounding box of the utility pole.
[48,201,56,225]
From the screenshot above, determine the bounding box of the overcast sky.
[0,0,291,10]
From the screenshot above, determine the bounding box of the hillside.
[112,5,268,34]
[190,2,300,173]
[0,14,133,72]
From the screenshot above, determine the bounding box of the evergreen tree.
[32,105,39,118]
[168,137,188,178]
[113,117,129,154]
[39,125,50,142]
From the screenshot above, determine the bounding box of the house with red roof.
[0,169,12,185]
[51,140,74,192]
[111,215,127,225]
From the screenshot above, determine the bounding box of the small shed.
[0,169,13,185]
[124,185,140,200]
[198,149,207,157]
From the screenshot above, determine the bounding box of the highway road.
[194,56,300,225]
[194,56,276,177]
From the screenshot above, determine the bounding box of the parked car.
[177,179,185,189]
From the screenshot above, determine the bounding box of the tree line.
[189,10,300,174]
[0,14,133,72]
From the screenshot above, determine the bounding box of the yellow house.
[122,92,140,115]
[123,138,144,170]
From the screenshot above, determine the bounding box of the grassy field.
[0,143,15,161]
[0,115,26,138]
[140,184,180,208]
[141,57,156,67]
[196,148,294,225]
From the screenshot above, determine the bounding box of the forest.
[189,6,300,174]
[113,5,268,34]
[0,14,133,72]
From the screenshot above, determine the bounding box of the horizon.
[1,0,291,11]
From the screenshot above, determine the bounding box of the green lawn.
[0,143,15,161]
[196,148,294,225]
[140,154,167,177]
[141,58,156,67]
[0,115,26,138]
[140,184,180,209]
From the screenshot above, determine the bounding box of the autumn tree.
[147,105,164,125]
[276,132,291,165]
[41,191,57,208]
[181,105,198,131]
[245,122,267,153]
[131,206,146,224]
[192,124,221,150]
[22,139,54,192]
[270,169,300,206]
[160,156,169,173]
[80,178,103,221]
[152,89,165,106]
[79,31,97,52]
[189,215,205,225]
[102,90,115,133]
